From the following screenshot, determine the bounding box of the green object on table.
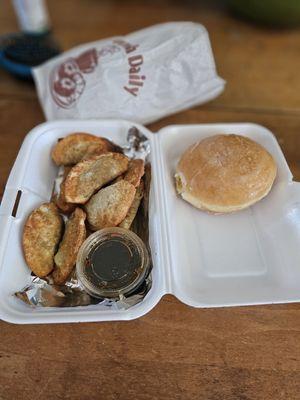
[229,0,300,27]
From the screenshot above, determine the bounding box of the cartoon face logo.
[50,48,99,109]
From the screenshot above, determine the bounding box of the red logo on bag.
[50,48,98,108]
[50,42,146,108]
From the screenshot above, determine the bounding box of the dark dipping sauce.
[86,239,140,289]
[78,229,150,299]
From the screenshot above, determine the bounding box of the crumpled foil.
[15,127,152,309]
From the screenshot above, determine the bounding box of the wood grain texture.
[0,1,300,399]
[1,0,300,111]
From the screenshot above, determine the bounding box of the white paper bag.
[33,22,225,124]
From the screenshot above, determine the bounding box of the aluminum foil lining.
[15,126,152,309]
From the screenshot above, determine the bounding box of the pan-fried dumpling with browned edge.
[52,166,76,214]
[52,208,86,284]
[85,180,136,231]
[51,132,120,166]
[22,203,63,277]
[119,180,144,229]
[123,159,145,187]
[81,141,123,161]
[64,152,129,204]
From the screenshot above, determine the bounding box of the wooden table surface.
[1,1,300,399]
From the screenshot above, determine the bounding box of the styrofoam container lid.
[0,119,300,324]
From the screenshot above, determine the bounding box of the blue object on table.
[0,32,60,79]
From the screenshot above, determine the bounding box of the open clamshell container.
[1,120,300,324]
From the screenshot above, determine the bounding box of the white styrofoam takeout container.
[0,120,300,324]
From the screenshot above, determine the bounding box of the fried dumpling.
[51,132,120,166]
[53,208,86,284]
[85,180,136,231]
[119,180,144,229]
[53,166,76,214]
[22,203,63,277]
[123,159,145,187]
[64,152,129,204]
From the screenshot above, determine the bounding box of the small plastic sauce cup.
[76,227,150,299]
